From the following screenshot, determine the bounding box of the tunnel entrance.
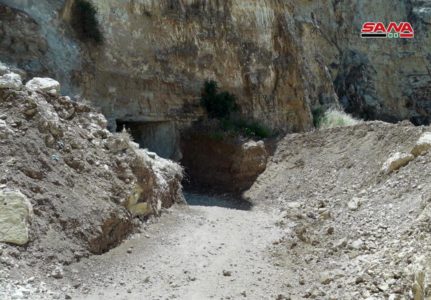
[116,120,181,160]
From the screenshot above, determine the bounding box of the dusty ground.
[1,194,290,300]
[71,201,287,300]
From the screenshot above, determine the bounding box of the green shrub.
[201,80,238,119]
[71,0,103,44]
[312,106,325,127]
[244,122,271,139]
[200,81,271,139]
[318,109,360,129]
[221,119,272,139]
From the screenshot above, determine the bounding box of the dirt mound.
[0,71,184,270]
[246,121,431,299]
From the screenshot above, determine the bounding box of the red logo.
[361,22,414,39]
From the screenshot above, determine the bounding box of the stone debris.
[0,72,22,90]
[0,119,13,139]
[319,272,334,285]
[0,62,9,75]
[381,152,414,174]
[50,266,64,279]
[0,190,33,245]
[350,239,364,250]
[411,132,431,157]
[248,122,431,299]
[347,197,361,211]
[25,77,61,95]
[0,63,185,299]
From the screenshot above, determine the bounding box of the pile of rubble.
[247,121,431,299]
[0,64,184,271]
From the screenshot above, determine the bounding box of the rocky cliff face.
[0,0,430,135]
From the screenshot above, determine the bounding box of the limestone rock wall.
[0,0,430,132]
[74,0,316,132]
[0,0,81,94]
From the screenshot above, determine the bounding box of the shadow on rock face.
[181,130,269,195]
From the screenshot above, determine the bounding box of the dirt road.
[67,194,290,300]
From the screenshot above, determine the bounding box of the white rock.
[106,131,130,154]
[0,190,33,245]
[0,73,22,90]
[378,282,389,292]
[347,197,361,211]
[242,140,264,150]
[0,62,10,75]
[411,132,431,156]
[0,120,13,139]
[319,272,334,285]
[51,266,64,279]
[381,152,414,174]
[333,238,347,249]
[350,239,364,250]
[88,113,108,129]
[286,202,301,209]
[25,77,61,95]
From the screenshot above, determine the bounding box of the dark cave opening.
[116,120,181,160]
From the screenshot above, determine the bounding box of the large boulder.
[381,152,414,174]
[0,190,33,245]
[411,132,431,157]
[25,77,61,95]
[0,72,22,90]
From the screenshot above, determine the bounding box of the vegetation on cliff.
[200,80,271,139]
[201,80,238,120]
[312,105,360,129]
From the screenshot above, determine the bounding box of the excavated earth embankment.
[0,67,184,281]
[246,121,431,299]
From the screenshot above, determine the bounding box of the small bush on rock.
[200,80,272,139]
[223,119,271,139]
[318,109,359,129]
[201,80,238,119]
[312,106,325,127]
[71,0,103,44]
[245,122,272,139]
